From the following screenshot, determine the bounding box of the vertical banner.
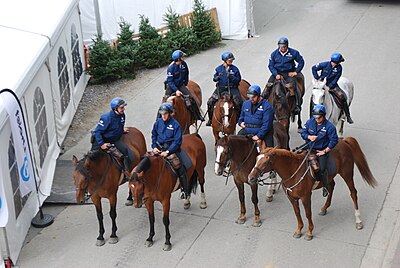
[0,173,8,227]
[0,89,36,197]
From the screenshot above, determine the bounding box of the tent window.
[8,135,29,219]
[57,47,71,116]
[71,24,83,86]
[33,87,49,167]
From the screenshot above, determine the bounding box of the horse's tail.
[190,170,199,194]
[344,137,378,188]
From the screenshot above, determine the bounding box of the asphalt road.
[17,0,400,267]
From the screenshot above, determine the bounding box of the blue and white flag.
[0,90,36,197]
[0,174,8,227]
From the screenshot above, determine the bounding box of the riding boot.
[320,169,329,197]
[342,101,354,124]
[262,84,273,99]
[177,166,190,199]
[193,103,205,122]
[206,104,213,126]
[123,157,133,181]
[293,89,301,115]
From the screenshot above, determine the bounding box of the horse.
[248,137,377,240]
[264,74,305,133]
[129,134,207,251]
[210,79,251,144]
[167,80,202,134]
[72,127,146,246]
[311,77,354,138]
[214,135,264,226]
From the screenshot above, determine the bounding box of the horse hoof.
[319,210,327,216]
[266,196,273,202]
[183,201,191,210]
[356,222,364,230]
[304,234,313,241]
[163,244,172,251]
[235,218,246,225]
[109,237,119,244]
[200,202,207,209]
[272,189,276,194]
[96,239,105,247]
[252,221,262,227]
[293,232,302,239]
[125,200,133,206]
[145,240,153,247]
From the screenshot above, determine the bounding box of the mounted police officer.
[301,104,338,197]
[266,37,305,114]
[206,52,243,126]
[312,52,353,124]
[151,102,190,199]
[165,50,203,122]
[238,85,275,152]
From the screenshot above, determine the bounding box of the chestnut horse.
[129,134,207,251]
[72,127,146,246]
[248,137,377,240]
[167,80,202,134]
[211,79,251,144]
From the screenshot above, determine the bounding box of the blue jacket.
[268,48,305,77]
[151,117,182,154]
[312,61,342,89]
[238,99,274,139]
[301,118,338,150]
[213,64,241,88]
[166,61,189,92]
[93,110,125,145]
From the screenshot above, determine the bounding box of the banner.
[0,173,8,227]
[0,89,36,197]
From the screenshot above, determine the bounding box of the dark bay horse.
[239,79,251,100]
[167,80,202,134]
[72,127,146,246]
[248,137,377,240]
[214,135,262,226]
[129,134,207,251]
[264,74,305,133]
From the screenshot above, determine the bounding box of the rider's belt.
[218,86,238,90]
[246,124,261,128]
[160,142,172,149]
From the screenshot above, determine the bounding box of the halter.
[213,97,237,134]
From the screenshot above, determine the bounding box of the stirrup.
[322,187,329,197]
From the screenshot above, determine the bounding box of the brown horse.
[239,79,251,100]
[167,80,202,134]
[129,134,207,251]
[248,137,377,240]
[264,74,305,132]
[72,127,146,246]
[214,135,262,226]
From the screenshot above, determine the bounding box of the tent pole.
[93,0,102,37]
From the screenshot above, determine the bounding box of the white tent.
[80,0,256,44]
[0,0,88,263]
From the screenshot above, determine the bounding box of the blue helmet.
[312,104,326,116]
[331,52,345,63]
[110,97,127,110]
[278,37,289,47]
[247,85,261,98]
[172,50,186,61]
[159,102,173,114]
[221,52,235,61]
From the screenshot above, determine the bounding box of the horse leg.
[250,183,261,227]
[125,188,133,206]
[319,180,336,216]
[144,201,155,247]
[342,171,363,230]
[266,171,278,202]
[92,196,105,246]
[288,196,303,238]
[338,118,345,139]
[198,174,207,209]
[108,193,119,244]
[301,194,314,241]
[162,199,172,251]
[234,180,246,224]
[297,114,302,133]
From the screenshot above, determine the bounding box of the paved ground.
[16,0,400,267]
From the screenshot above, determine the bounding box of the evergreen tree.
[192,0,221,50]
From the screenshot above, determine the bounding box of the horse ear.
[285,83,293,90]
[83,158,90,170]
[72,155,78,166]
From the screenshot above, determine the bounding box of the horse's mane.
[86,149,105,161]
[262,148,305,160]
[272,81,289,111]
[135,155,152,173]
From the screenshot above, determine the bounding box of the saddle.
[327,88,344,110]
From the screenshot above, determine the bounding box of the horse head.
[129,156,151,208]
[218,92,235,128]
[72,154,92,204]
[214,135,232,176]
[311,79,326,105]
[270,80,290,115]
[248,149,274,183]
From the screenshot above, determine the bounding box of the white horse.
[311,77,354,138]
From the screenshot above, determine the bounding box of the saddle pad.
[327,153,336,176]
[181,149,192,170]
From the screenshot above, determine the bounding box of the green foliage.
[192,0,221,50]
[115,19,137,76]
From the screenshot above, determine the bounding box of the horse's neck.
[230,139,256,167]
[272,153,304,180]
[144,157,171,191]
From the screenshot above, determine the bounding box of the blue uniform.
[301,118,338,150]
[93,110,125,146]
[238,99,274,139]
[151,117,182,154]
[268,48,305,77]
[166,61,189,92]
[312,61,342,89]
[213,64,241,88]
